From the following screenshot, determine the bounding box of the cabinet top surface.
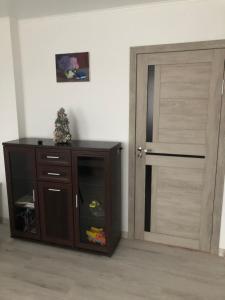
[3,138,121,150]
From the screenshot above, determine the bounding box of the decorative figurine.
[53,108,72,144]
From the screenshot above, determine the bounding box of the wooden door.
[38,182,74,246]
[4,146,41,240]
[135,49,225,251]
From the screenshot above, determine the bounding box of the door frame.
[128,40,225,254]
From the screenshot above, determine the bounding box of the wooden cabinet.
[3,138,121,255]
[38,182,74,246]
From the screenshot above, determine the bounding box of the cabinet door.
[4,146,40,239]
[72,152,109,252]
[38,182,74,246]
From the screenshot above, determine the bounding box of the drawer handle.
[46,156,60,159]
[47,172,61,176]
[48,188,61,192]
[75,194,78,208]
[32,189,36,203]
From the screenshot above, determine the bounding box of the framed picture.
[55,52,90,82]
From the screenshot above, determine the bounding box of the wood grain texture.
[134,55,148,240]
[158,62,211,147]
[210,68,225,254]
[3,140,122,256]
[143,50,213,65]
[1,224,225,300]
[146,155,205,169]
[160,82,210,99]
[158,129,206,145]
[128,48,137,239]
[0,221,225,300]
[38,182,74,247]
[37,165,72,183]
[159,114,207,130]
[131,39,225,55]
[199,49,225,251]
[149,51,212,149]
[160,63,211,83]
[129,41,225,255]
[160,99,208,116]
[146,160,204,246]
[144,232,199,250]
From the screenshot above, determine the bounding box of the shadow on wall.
[69,109,80,140]
[10,18,26,137]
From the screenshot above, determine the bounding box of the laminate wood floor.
[0,224,225,300]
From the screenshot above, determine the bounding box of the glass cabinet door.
[75,154,107,249]
[6,148,40,238]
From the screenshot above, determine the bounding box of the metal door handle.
[47,172,61,176]
[32,189,36,203]
[137,147,152,158]
[75,194,78,208]
[46,156,60,159]
[48,188,61,192]
[137,147,143,158]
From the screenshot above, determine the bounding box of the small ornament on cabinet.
[53,107,72,144]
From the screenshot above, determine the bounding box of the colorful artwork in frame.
[55,52,89,82]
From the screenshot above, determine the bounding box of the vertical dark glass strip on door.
[146,65,155,142]
[145,65,154,232]
[145,166,152,232]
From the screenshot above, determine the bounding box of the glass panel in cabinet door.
[77,156,106,247]
[9,150,37,235]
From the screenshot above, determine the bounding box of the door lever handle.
[137,147,143,158]
[137,147,152,158]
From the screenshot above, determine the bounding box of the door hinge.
[222,79,224,96]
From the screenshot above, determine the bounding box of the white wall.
[1,0,225,248]
[0,0,9,17]
[0,17,18,220]
[16,0,225,236]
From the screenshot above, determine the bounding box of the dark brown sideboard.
[3,138,121,255]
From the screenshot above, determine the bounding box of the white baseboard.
[122,231,128,239]
[0,217,9,225]
[120,232,225,257]
[219,248,225,257]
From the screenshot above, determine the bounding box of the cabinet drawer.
[37,149,71,166]
[37,165,71,183]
